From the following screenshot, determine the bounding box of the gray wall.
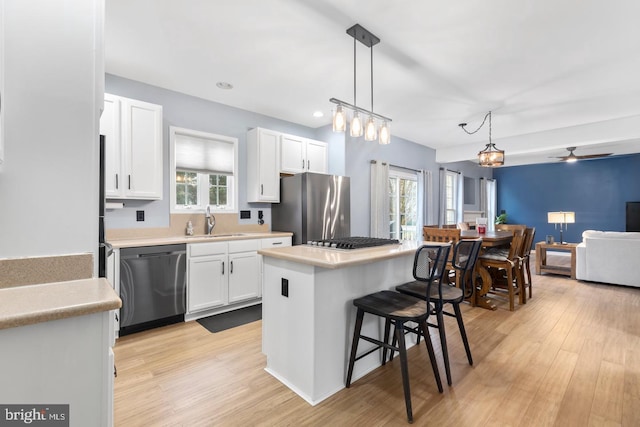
[444,160,494,213]
[105,74,491,234]
[346,133,440,237]
[105,74,337,229]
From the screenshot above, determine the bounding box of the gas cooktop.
[306,236,400,250]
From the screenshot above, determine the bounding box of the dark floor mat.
[196,304,262,333]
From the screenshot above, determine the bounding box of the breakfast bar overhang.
[258,241,436,405]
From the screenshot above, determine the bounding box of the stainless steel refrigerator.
[272,173,350,245]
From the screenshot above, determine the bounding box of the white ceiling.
[105,0,640,167]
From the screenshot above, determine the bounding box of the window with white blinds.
[170,126,238,213]
[174,132,234,175]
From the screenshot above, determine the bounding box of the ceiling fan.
[554,147,613,162]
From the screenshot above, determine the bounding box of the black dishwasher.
[119,244,186,335]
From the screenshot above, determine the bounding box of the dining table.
[460,229,513,310]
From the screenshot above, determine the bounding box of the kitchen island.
[258,241,444,405]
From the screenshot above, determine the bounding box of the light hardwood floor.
[114,252,640,426]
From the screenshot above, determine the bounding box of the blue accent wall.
[493,154,640,244]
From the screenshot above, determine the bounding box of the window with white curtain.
[170,127,238,213]
[444,170,458,225]
[388,168,418,240]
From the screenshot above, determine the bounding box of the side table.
[535,242,577,279]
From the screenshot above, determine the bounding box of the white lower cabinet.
[187,239,260,315]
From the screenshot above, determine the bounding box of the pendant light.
[459,111,505,167]
[332,105,346,132]
[330,24,392,144]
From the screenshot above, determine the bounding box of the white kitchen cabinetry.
[187,239,260,315]
[260,236,292,249]
[247,128,280,203]
[228,240,260,302]
[280,134,328,174]
[188,242,228,312]
[100,93,163,200]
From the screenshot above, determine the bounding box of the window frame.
[444,170,458,225]
[169,126,239,214]
[388,168,418,241]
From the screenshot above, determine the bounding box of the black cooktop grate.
[307,236,400,250]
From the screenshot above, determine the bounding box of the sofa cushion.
[582,230,640,240]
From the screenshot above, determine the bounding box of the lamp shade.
[547,211,575,224]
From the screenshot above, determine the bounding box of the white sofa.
[576,230,640,287]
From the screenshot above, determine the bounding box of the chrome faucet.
[205,206,216,235]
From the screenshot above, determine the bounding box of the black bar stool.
[345,244,450,423]
[396,238,482,385]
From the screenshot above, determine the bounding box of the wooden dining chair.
[479,229,526,311]
[521,227,536,301]
[495,224,527,233]
[423,227,461,282]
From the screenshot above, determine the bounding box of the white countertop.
[258,240,450,269]
[109,231,293,248]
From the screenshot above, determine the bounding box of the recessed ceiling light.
[216,82,233,90]
[313,111,324,118]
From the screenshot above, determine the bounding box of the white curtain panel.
[456,172,464,224]
[438,168,446,226]
[416,170,433,237]
[487,178,497,231]
[480,178,498,231]
[479,177,488,217]
[370,161,390,238]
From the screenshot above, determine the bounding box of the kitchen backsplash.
[106,213,270,241]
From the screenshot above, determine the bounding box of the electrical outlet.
[240,210,251,219]
[281,278,289,297]
[136,210,145,221]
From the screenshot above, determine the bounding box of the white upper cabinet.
[100,94,163,200]
[247,128,280,203]
[305,139,328,173]
[280,133,328,174]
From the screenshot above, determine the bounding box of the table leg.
[474,263,497,311]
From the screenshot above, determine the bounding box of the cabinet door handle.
[128,175,131,190]
[222,261,225,275]
[302,159,305,169]
[272,242,283,246]
[261,184,263,195]
[115,174,119,189]
[307,160,310,170]
[230,261,234,274]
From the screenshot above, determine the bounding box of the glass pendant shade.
[478,143,505,167]
[332,105,346,132]
[364,116,377,141]
[378,121,390,144]
[350,111,363,137]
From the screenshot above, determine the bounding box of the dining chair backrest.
[413,244,451,300]
[495,224,527,234]
[523,227,536,256]
[453,238,483,295]
[423,227,461,244]
[507,229,526,260]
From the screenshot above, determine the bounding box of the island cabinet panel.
[261,253,415,405]
[0,312,114,426]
